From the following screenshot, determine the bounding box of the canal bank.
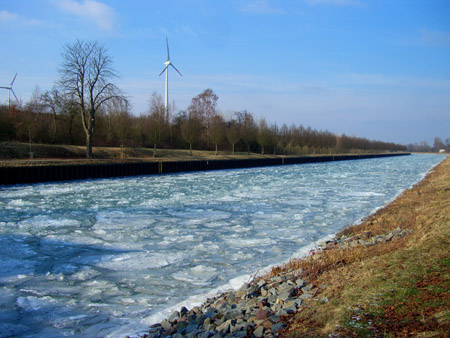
[0,152,409,185]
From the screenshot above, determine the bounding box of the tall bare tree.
[58,40,126,158]
[41,88,62,144]
[235,110,256,155]
[189,89,218,148]
[226,119,240,154]
[147,92,167,157]
[181,111,202,155]
[210,114,225,155]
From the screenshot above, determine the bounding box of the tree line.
[0,40,418,157]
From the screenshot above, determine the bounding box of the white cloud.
[54,0,117,30]
[419,29,450,46]
[240,0,286,15]
[0,10,18,22]
[0,10,43,26]
[305,0,363,6]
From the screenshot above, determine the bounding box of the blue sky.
[1,0,449,145]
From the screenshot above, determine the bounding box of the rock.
[271,322,287,332]
[255,308,271,320]
[302,284,313,292]
[257,279,266,288]
[216,321,231,334]
[180,306,189,317]
[295,279,306,288]
[299,293,313,299]
[253,325,265,337]
[185,323,199,334]
[175,320,189,332]
[284,299,302,308]
[160,319,172,331]
[225,308,243,320]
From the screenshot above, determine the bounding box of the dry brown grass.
[267,155,450,337]
[0,141,282,167]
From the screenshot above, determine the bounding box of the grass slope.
[0,141,282,167]
[273,155,449,337]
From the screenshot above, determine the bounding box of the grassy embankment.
[266,155,450,337]
[0,141,295,167]
[0,141,397,167]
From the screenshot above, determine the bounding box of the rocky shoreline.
[132,226,411,338]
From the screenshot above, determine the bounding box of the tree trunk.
[52,111,57,144]
[247,144,250,155]
[153,143,157,157]
[189,142,193,156]
[215,144,218,156]
[232,143,235,155]
[261,146,265,155]
[86,131,93,158]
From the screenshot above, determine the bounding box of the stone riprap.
[136,226,411,338]
[138,271,313,338]
[318,226,412,251]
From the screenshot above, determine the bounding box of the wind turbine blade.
[166,37,170,61]
[11,89,18,102]
[170,64,183,76]
[11,73,18,86]
[159,66,168,76]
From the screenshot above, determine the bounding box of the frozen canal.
[0,154,444,337]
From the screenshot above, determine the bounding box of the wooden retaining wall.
[0,153,410,186]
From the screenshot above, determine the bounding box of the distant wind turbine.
[0,73,19,108]
[159,38,182,120]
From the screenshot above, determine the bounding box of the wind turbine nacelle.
[164,61,171,66]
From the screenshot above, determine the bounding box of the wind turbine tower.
[159,38,182,121]
[0,73,19,108]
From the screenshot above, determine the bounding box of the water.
[0,154,444,337]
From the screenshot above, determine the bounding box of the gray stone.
[257,279,266,288]
[168,310,180,322]
[282,304,297,314]
[216,321,231,334]
[271,322,287,332]
[268,287,278,295]
[185,322,199,334]
[160,319,172,331]
[299,293,313,299]
[301,284,313,292]
[225,309,243,320]
[230,331,248,338]
[175,320,189,332]
[197,331,215,338]
[253,325,265,337]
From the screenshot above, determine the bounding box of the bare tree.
[226,119,240,154]
[41,88,62,144]
[235,110,257,155]
[257,118,271,155]
[147,92,167,157]
[181,111,202,155]
[189,89,218,148]
[210,114,225,155]
[58,40,126,158]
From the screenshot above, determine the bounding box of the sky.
[0,0,449,145]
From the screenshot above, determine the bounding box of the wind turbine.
[0,73,19,108]
[159,38,182,120]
